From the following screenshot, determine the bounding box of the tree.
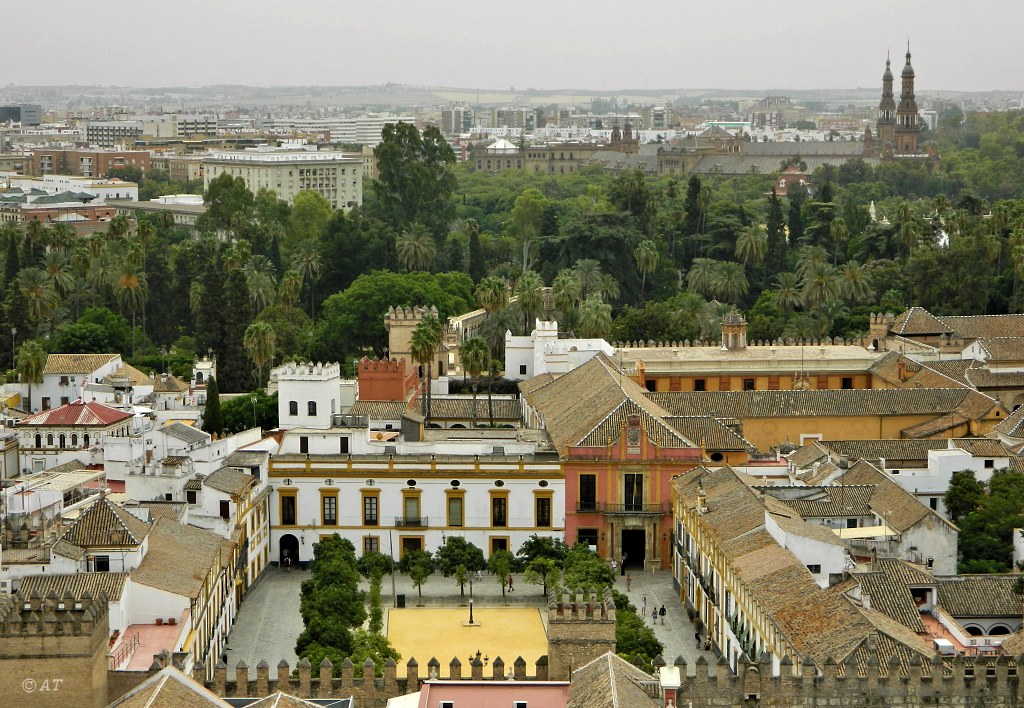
[459,336,490,428]
[765,187,788,273]
[114,263,148,358]
[488,549,514,600]
[201,377,224,436]
[508,188,549,273]
[801,262,839,310]
[396,224,437,272]
[773,272,802,314]
[562,543,615,590]
[524,557,561,596]
[243,321,277,387]
[708,261,749,304]
[577,296,612,338]
[633,240,659,296]
[400,548,435,606]
[410,314,443,425]
[734,226,767,266]
[16,340,46,413]
[611,590,664,670]
[475,276,510,315]
[292,240,323,320]
[296,535,367,670]
[945,469,985,522]
[465,219,485,283]
[434,537,487,601]
[356,551,395,580]
[198,173,254,235]
[373,122,456,234]
[514,270,545,333]
[287,190,333,255]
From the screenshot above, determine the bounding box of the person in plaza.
[508,575,514,592]
[652,608,658,625]
[620,554,627,576]
[626,574,632,590]
[611,559,618,575]
[642,595,647,615]
[659,604,666,625]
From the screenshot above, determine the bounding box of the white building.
[34,353,125,414]
[273,361,352,430]
[504,320,614,381]
[17,401,134,475]
[202,148,363,209]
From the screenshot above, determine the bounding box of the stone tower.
[0,590,110,708]
[894,44,921,155]
[384,305,444,375]
[546,587,617,680]
[875,53,897,151]
[721,307,748,350]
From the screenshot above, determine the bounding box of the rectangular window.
[60,397,69,406]
[490,537,509,554]
[41,397,51,410]
[841,377,854,389]
[846,518,858,528]
[579,474,597,512]
[645,379,656,392]
[577,528,598,547]
[519,364,527,375]
[694,379,706,392]
[743,378,755,391]
[984,459,995,469]
[535,496,552,528]
[299,436,309,454]
[289,400,298,416]
[186,490,197,505]
[340,436,349,454]
[491,496,508,527]
[322,495,337,526]
[929,498,938,510]
[281,493,297,526]
[219,500,230,519]
[363,494,379,526]
[624,473,644,511]
[807,564,822,574]
[363,536,379,555]
[448,495,464,527]
[94,555,110,572]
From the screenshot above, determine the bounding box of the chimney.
[839,455,849,469]
[862,592,871,610]
[897,358,907,381]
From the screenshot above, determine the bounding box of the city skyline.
[6,0,1024,93]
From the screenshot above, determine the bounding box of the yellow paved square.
[386,607,548,677]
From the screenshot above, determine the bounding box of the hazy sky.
[8,1,1022,92]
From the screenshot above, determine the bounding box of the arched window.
[46,434,54,446]
[34,434,41,448]
[58,434,66,448]
[83,433,90,447]
[289,401,298,416]
[307,401,317,416]
[196,371,204,384]
[71,434,78,447]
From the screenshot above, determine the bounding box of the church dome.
[882,59,893,81]
[902,51,915,78]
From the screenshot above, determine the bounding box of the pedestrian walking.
[283,553,292,573]
[704,639,711,651]
[642,595,647,615]
[626,574,632,591]
[508,575,514,592]
[659,605,666,625]
[620,554,627,576]
[611,559,618,575]
[652,609,658,625]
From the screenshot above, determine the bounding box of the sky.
[7,1,1023,92]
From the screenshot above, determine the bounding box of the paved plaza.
[225,565,715,677]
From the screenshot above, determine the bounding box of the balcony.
[576,501,599,513]
[601,503,668,516]
[395,516,429,528]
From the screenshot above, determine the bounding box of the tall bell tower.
[894,43,921,155]
[876,53,896,151]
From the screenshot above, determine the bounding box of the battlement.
[358,356,405,374]
[385,304,438,327]
[613,335,872,350]
[546,587,616,680]
[869,312,897,325]
[192,654,549,702]
[274,361,341,380]
[0,589,108,638]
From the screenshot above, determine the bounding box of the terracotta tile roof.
[891,307,954,336]
[787,441,831,468]
[647,387,993,419]
[850,605,936,674]
[940,314,1024,339]
[136,501,188,521]
[951,438,1010,457]
[1000,629,1024,655]
[153,373,190,393]
[964,367,1024,388]
[900,412,969,438]
[224,450,268,468]
[51,538,84,559]
[427,397,521,421]
[349,400,407,419]
[244,692,324,707]
[851,559,934,632]
[837,461,954,533]
[204,467,255,496]
[42,353,120,375]
[108,666,232,707]
[19,400,131,427]
[20,572,129,602]
[936,576,1022,617]
[975,337,1024,362]
[518,372,555,396]
[869,351,966,390]
[131,519,228,600]
[992,404,1024,438]
[664,416,756,452]
[524,354,691,457]
[61,496,151,548]
[818,439,947,467]
[927,360,975,387]
[775,486,876,519]
[567,651,661,708]
[763,496,846,547]
[103,363,150,387]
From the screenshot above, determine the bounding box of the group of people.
[640,595,667,625]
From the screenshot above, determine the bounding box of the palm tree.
[577,296,612,338]
[514,270,544,333]
[397,224,437,272]
[47,223,75,254]
[829,217,849,265]
[551,269,580,330]
[475,276,510,315]
[16,340,47,413]
[106,213,131,240]
[244,255,278,314]
[782,313,816,341]
[686,258,717,297]
[795,246,830,281]
[114,264,148,358]
[709,261,749,304]
[734,226,767,266]
[410,315,443,426]
[634,240,659,295]
[279,270,303,308]
[814,301,848,339]
[17,268,58,334]
[697,184,713,240]
[243,321,277,387]
[598,273,621,303]
[773,272,802,314]
[801,262,839,310]
[839,261,874,303]
[460,336,490,428]
[292,240,323,320]
[573,259,604,302]
[41,252,74,294]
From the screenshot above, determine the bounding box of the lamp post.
[468,599,474,625]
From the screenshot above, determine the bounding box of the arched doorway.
[279,534,300,569]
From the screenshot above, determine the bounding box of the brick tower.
[894,43,921,155]
[546,587,617,680]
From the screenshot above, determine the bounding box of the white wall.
[126,582,189,626]
[900,521,958,576]
[505,321,614,381]
[274,363,343,429]
[764,513,847,588]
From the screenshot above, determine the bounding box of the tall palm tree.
[460,336,490,428]
[829,217,849,265]
[709,261,749,304]
[410,315,443,426]
[814,301,848,339]
[47,223,75,254]
[16,340,47,413]
[573,259,604,302]
[686,258,717,297]
[475,276,510,315]
[106,213,131,240]
[42,252,74,294]
[244,255,278,315]
[279,270,303,308]
[577,296,613,339]
[773,272,802,314]
[634,240,659,295]
[839,261,874,303]
[551,269,580,331]
[598,273,620,304]
[396,224,437,272]
[16,268,58,334]
[801,262,839,310]
[291,240,323,320]
[697,184,713,240]
[514,270,544,333]
[734,226,767,266]
[114,264,148,358]
[243,321,277,387]
[795,246,830,281]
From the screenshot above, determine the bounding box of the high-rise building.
[202,149,363,209]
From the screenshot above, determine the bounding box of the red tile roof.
[20,401,131,427]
